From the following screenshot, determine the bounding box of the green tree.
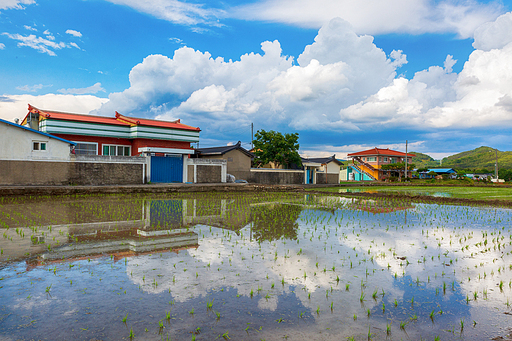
[381,162,415,171]
[252,130,302,169]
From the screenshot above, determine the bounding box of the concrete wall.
[315,172,340,184]
[316,172,327,184]
[326,173,339,184]
[0,158,144,186]
[249,169,304,184]
[196,165,221,183]
[0,121,72,161]
[187,165,194,182]
[70,162,143,185]
[199,149,251,180]
[0,160,72,185]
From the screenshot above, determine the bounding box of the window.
[383,157,388,162]
[75,142,98,155]
[367,157,376,162]
[32,141,47,151]
[103,144,131,156]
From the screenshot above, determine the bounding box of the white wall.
[326,162,340,174]
[0,122,72,161]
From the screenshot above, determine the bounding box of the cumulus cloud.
[95,18,400,133]
[105,0,224,27]
[65,29,82,37]
[473,12,512,51]
[232,0,503,38]
[0,0,35,10]
[0,43,4,49]
[84,13,512,154]
[58,82,105,95]
[0,94,108,122]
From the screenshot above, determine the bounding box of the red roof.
[347,148,415,157]
[115,112,200,131]
[22,104,200,132]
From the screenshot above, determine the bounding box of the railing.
[351,163,377,181]
[353,156,377,171]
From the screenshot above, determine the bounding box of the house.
[195,141,253,181]
[418,168,457,179]
[345,148,415,181]
[465,173,493,181]
[21,104,201,183]
[1,117,76,161]
[0,117,76,185]
[301,155,342,184]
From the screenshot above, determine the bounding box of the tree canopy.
[380,162,415,171]
[253,130,302,169]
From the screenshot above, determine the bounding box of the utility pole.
[405,140,408,180]
[251,123,254,150]
[495,148,498,180]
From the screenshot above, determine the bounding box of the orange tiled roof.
[22,104,200,132]
[347,147,415,157]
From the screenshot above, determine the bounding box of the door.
[150,155,183,183]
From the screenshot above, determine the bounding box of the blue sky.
[2,0,512,159]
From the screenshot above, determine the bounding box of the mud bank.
[0,183,305,197]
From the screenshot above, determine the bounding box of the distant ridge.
[411,146,512,171]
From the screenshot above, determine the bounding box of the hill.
[410,151,440,169]
[441,146,512,171]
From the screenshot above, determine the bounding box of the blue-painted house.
[418,168,457,179]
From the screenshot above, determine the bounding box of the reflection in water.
[1,193,512,340]
[251,203,303,241]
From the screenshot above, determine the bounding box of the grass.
[308,185,512,201]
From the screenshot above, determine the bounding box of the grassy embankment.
[308,185,512,201]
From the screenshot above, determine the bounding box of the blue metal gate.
[150,156,183,183]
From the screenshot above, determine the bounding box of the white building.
[0,117,75,161]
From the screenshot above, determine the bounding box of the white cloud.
[0,94,108,122]
[2,33,64,56]
[338,11,512,132]
[0,43,4,49]
[58,82,105,95]
[65,29,82,38]
[105,0,225,27]
[95,18,399,133]
[169,37,183,44]
[473,12,512,51]
[23,25,37,31]
[232,0,503,38]
[1,32,81,56]
[0,0,35,10]
[69,42,81,50]
[86,13,512,156]
[16,84,47,92]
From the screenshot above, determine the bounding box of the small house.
[195,141,253,181]
[419,168,457,179]
[301,155,342,184]
[0,117,76,185]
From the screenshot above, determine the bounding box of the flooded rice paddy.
[332,186,512,201]
[1,192,512,340]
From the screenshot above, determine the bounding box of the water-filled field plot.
[1,193,512,340]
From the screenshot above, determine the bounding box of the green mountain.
[410,151,440,169]
[441,146,512,171]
